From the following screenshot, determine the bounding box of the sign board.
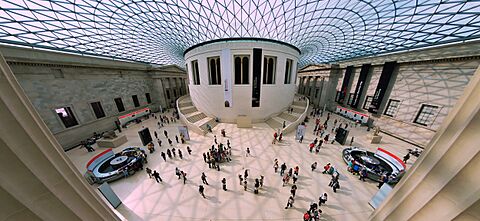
[295,124,306,140]
[98,182,122,208]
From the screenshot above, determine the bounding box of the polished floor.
[66,110,417,221]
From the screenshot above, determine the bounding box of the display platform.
[84,147,146,184]
[342,147,405,183]
[96,135,128,148]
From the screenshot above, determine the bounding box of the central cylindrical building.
[184,38,300,123]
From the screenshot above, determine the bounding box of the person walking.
[159,151,166,161]
[175,135,179,143]
[152,170,162,183]
[222,178,227,191]
[260,175,264,187]
[203,152,207,162]
[403,153,410,164]
[146,167,152,178]
[175,167,181,179]
[274,160,279,173]
[172,147,177,157]
[238,174,243,185]
[279,133,283,142]
[291,184,297,197]
[168,138,173,146]
[201,172,209,185]
[319,193,328,206]
[245,147,251,157]
[214,135,218,144]
[154,131,158,139]
[166,149,172,159]
[187,146,192,155]
[254,178,260,194]
[299,135,304,143]
[199,185,205,198]
[164,130,168,138]
[350,136,355,146]
[285,195,294,209]
[292,173,298,184]
[178,149,183,159]
[243,180,248,191]
[244,169,249,180]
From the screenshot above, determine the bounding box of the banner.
[178,126,190,141]
[337,66,354,104]
[295,124,306,140]
[221,49,233,107]
[369,61,397,114]
[252,48,262,107]
[350,64,371,108]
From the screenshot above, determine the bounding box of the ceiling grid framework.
[0,0,479,67]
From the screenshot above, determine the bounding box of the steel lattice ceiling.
[0,0,479,67]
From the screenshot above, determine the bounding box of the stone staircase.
[266,97,308,131]
[178,96,218,134]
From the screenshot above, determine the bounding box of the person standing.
[168,138,173,146]
[178,149,183,159]
[175,135,179,143]
[259,175,264,188]
[245,147,251,157]
[154,131,158,139]
[238,174,243,185]
[146,167,152,178]
[172,147,176,157]
[157,138,162,147]
[201,172,209,185]
[243,180,248,191]
[152,170,162,183]
[187,146,192,155]
[350,136,354,146]
[166,149,172,159]
[203,152,207,162]
[182,171,187,184]
[274,160,279,173]
[222,178,227,191]
[164,130,168,138]
[280,163,287,176]
[254,178,260,194]
[285,195,294,209]
[244,169,249,180]
[292,173,298,184]
[278,133,283,142]
[199,185,205,198]
[175,167,181,179]
[161,152,167,162]
[214,135,218,144]
[311,162,317,171]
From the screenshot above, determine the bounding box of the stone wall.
[1,45,187,150]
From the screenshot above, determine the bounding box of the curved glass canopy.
[0,0,479,67]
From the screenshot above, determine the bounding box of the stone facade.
[1,45,187,150]
[298,41,480,147]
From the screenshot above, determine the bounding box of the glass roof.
[0,0,479,67]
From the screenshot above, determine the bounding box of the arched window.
[284,59,293,84]
[234,55,249,84]
[263,56,276,84]
[207,57,221,85]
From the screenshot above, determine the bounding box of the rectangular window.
[363,95,373,110]
[114,97,125,112]
[284,59,293,84]
[173,90,177,97]
[191,60,200,85]
[207,56,221,85]
[55,107,79,128]
[234,55,249,84]
[145,93,151,104]
[384,99,400,117]
[166,90,171,100]
[263,56,277,84]
[132,95,140,107]
[90,101,106,119]
[414,104,439,126]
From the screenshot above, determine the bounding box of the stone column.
[310,76,319,102]
[0,53,121,220]
[298,76,305,94]
[369,65,480,221]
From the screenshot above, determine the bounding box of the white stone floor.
[66,110,417,221]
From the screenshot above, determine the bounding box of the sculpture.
[373,126,380,136]
[103,130,117,139]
